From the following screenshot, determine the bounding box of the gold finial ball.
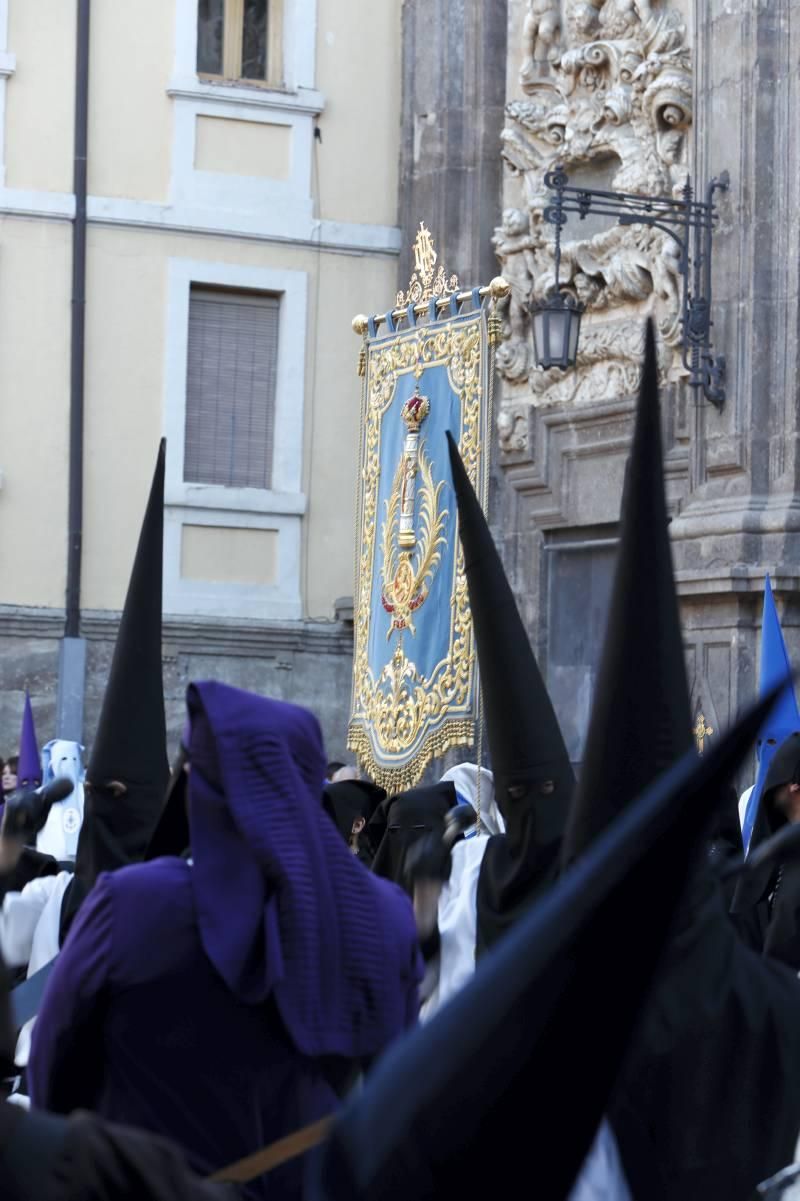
[352,314,369,336]
[489,276,511,300]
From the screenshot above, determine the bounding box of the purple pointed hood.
[17,693,41,787]
[186,680,421,1059]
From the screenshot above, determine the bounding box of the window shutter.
[184,288,279,490]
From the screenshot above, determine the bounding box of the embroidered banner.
[347,239,504,791]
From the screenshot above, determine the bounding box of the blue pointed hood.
[742,575,800,853]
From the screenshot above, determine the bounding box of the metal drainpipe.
[57,0,90,739]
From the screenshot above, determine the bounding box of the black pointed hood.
[446,431,574,844]
[368,783,457,894]
[81,441,169,880]
[308,688,779,1201]
[562,322,692,864]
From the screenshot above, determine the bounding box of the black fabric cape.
[305,694,773,1201]
[610,869,800,1201]
[730,737,800,968]
[0,1101,236,1201]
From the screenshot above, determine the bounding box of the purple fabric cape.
[186,681,421,1060]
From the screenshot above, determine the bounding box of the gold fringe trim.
[347,719,475,794]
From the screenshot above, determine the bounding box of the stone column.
[398,0,509,290]
[670,0,800,735]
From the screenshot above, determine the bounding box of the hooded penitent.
[186,680,420,1059]
[554,322,800,1200]
[438,763,503,835]
[446,432,574,952]
[323,779,386,851]
[35,740,85,862]
[561,321,692,865]
[368,783,457,892]
[741,576,800,854]
[16,693,41,789]
[67,442,169,922]
[731,730,800,963]
[306,690,778,1201]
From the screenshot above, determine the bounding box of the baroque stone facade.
[495,0,693,442]
[491,0,800,765]
[399,0,800,770]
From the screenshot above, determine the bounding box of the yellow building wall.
[87,0,174,202]
[0,216,71,607]
[194,116,291,179]
[5,2,75,193]
[301,252,397,619]
[315,0,402,228]
[76,225,396,617]
[0,0,402,621]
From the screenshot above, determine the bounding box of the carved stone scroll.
[495,0,693,440]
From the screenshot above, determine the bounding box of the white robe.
[420,835,490,1022]
[0,870,72,1069]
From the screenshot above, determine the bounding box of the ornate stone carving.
[495,0,693,437]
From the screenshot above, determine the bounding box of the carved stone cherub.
[521,0,562,89]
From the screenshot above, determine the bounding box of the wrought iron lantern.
[529,170,584,371]
[530,289,584,371]
[530,164,730,408]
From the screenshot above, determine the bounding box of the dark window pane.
[546,540,617,764]
[184,288,279,490]
[242,0,268,80]
[197,0,225,75]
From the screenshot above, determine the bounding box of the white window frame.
[170,100,315,235]
[173,0,318,97]
[162,257,307,620]
[166,0,322,241]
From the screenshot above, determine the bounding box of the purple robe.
[29,683,421,1199]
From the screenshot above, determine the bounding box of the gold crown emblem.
[401,391,431,432]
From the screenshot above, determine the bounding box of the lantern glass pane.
[533,311,546,366]
[548,310,569,366]
[568,310,581,364]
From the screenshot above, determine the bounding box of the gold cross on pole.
[694,712,714,754]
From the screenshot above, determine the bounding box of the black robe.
[475,792,565,956]
[0,1102,236,1201]
[730,785,800,970]
[611,871,800,1201]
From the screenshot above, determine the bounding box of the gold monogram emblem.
[397,223,460,308]
[380,389,447,637]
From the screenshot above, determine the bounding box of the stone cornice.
[0,607,354,658]
[675,567,800,599]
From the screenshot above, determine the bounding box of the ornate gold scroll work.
[396,223,460,308]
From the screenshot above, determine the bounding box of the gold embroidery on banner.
[348,312,486,788]
[380,442,448,637]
